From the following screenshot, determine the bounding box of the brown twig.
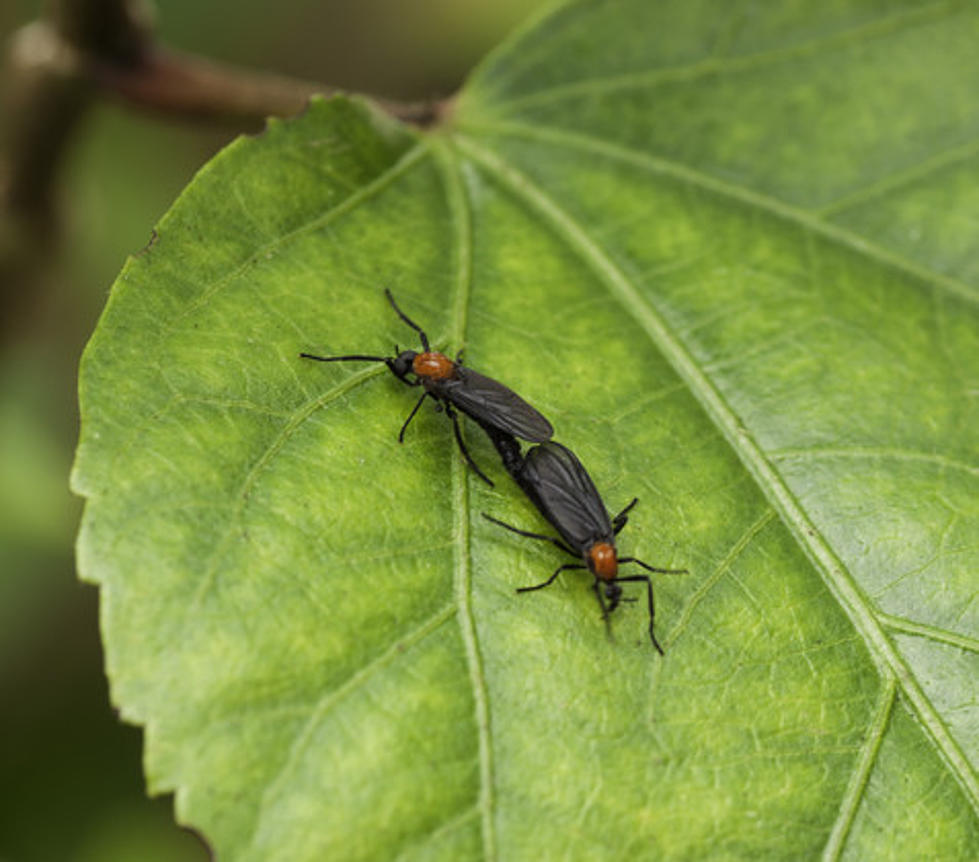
[88,45,443,127]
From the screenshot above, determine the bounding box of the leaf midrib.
[432,138,498,861]
[450,133,979,814]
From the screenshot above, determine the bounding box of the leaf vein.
[455,135,979,813]
[771,446,979,478]
[821,677,897,861]
[456,120,979,306]
[815,134,979,218]
[479,1,954,115]
[391,803,481,862]
[188,364,385,611]
[164,141,430,332]
[242,602,457,857]
[877,612,979,654]
[665,507,777,649]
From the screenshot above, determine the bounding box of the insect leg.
[592,580,614,639]
[518,563,585,593]
[384,289,430,352]
[446,405,494,487]
[619,557,688,575]
[481,513,575,556]
[612,497,639,535]
[612,574,663,654]
[398,392,429,442]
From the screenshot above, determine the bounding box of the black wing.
[518,442,612,550]
[441,367,553,442]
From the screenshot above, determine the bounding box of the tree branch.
[89,46,443,127]
[0,0,447,339]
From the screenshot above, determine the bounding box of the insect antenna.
[384,289,430,352]
[299,353,389,363]
[618,557,688,575]
[612,497,639,535]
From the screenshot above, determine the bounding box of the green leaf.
[73,1,979,859]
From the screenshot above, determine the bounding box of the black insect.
[300,290,553,485]
[477,420,526,479]
[484,440,686,652]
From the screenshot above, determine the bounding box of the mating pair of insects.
[301,291,686,652]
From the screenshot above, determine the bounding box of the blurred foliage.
[0,1,545,859]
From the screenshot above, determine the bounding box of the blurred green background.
[0,1,545,858]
